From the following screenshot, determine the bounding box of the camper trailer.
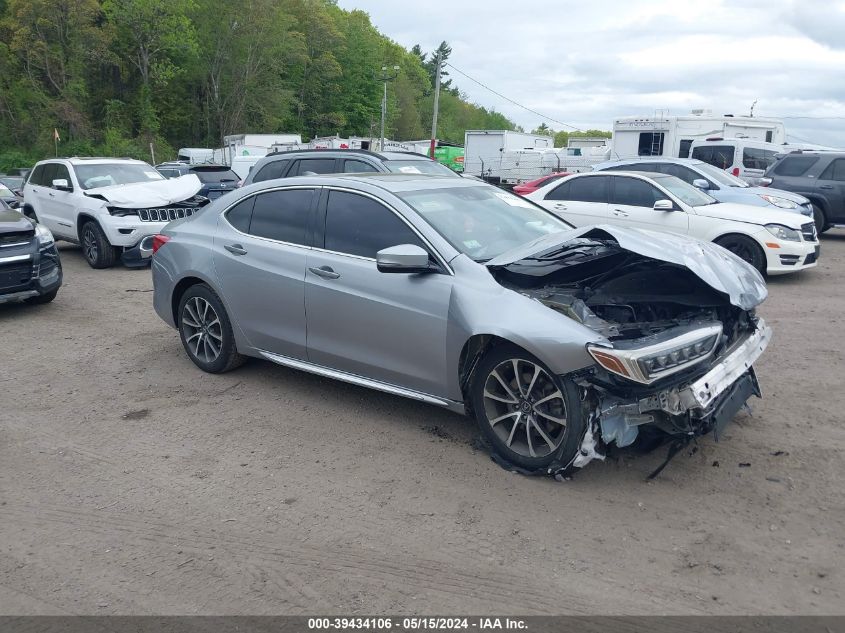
[220,133,303,164]
[611,110,786,160]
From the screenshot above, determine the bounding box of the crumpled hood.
[487,224,767,310]
[693,201,805,229]
[84,174,202,208]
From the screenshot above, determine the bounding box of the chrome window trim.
[322,186,454,276]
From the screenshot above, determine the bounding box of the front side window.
[73,162,165,190]
[819,159,845,182]
[248,189,314,245]
[566,176,610,203]
[324,190,424,259]
[52,164,72,187]
[657,176,717,207]
[610,177,664,207]
[398,186,571,262]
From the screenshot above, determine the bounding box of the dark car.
[242,149,460,187]
[155,162,240,201]
[762,151,845,232]
[0,175,25,194]
[0,202,62,305]
[0,182,23,210]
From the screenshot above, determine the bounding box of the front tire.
[470,344,585,472]
[812,204,829,234]
[714,234,767,276]
[80,221,119,269]
[177,284,245,373]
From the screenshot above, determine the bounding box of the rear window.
[742,148,778,170]
[191,168,239,183]
[691,145,735,170]
[774,155,819,177]
[382,159,457,176]
[252,160,287,183]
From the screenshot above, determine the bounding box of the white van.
[229,155,264,180]
[688,138,782,184]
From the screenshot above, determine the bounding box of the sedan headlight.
[586,323,723,385]
[764,224,801,242]
[758,194,797,209]
[34,223,55,248]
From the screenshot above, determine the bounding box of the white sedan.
[525,171,819,276]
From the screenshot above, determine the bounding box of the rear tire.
[812,204,829,234]
[80,221,119,269]
[714,234,767,276]
[470,343,585,472]
[177,284,245,373]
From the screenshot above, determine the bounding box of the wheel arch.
[171,276,208,325]
[76,212,102,241]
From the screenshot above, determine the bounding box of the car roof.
[597,157,707,169]
[575,170,672,180]
[262,148,435,162]
[40,157,149,166]
[243,172,482,195]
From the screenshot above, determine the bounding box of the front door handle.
[224,243,247,255]
[613,209,629,217]
[309,266,340,280]
[553,202,567,210]
[820,185,834,189]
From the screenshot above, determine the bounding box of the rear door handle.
[613,209,629,217]
[820,185,834,189]
[309,266,340,280]
[553,202,567,210]
[224,243,247,255]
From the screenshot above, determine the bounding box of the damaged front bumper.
[577,318,772,462]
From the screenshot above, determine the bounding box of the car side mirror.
[653,199,675,211]
[692,179,710,190]
[52,178,72,191]
[376,244,434,274]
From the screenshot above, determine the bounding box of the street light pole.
[377,65,400,152]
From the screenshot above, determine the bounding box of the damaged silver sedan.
[151,174,771,477]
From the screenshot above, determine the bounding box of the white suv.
[526,171,819,276]
[23,157,206,268]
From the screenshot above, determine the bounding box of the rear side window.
[343,159,379,173]
[565,176,609,203]
[225,196,256,233]
[248,189,314,245]
[292,158,337,176]
[324,190,424,259]
[774,156,819,177]
[610,177,664,207]
[691,145,735,169]
[819,159,845,181]
[742,148,778,170]
[252,160,287,183]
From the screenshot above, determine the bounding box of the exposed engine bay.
[488,233,771,475]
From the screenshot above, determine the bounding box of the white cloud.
[337,0,845,146]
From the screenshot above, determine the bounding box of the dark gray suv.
[763,151,845,232]
[242,149,459,186]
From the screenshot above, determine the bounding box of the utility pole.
[377,65,401,152]
[429,50,442,159]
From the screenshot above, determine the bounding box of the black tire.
[812,204,829,234]
[177,284,245,373]
[470,343,585,472]
[24,288,58,305]
[714,234,767,276]
[80,221,119,269]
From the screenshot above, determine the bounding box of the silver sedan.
[151,174,771,476]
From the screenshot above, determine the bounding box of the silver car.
[152,174,771,476]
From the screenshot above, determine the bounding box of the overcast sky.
[336,0,845,147]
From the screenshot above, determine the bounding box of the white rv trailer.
[463,131,556,184]
[220,133,303,164]
[611,110,786,160]
[176,148,215,164]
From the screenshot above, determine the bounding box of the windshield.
[658,176,718,207]
[73,163,165,190]
[695,162,749,188]
[398,185,572,261]
[383,159,458,177]
[192,168,239,183]
[0,177,24,190]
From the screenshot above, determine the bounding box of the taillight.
[152,234,170,254]
[732,167,740,177]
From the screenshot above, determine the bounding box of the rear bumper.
[121,234,156,268]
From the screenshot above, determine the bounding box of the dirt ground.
[1,234,843,616]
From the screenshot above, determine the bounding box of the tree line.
[0,0,517,169]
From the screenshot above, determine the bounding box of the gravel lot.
[1,235,843,615]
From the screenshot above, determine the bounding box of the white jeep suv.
[23,157,206,268]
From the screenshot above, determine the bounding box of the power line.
[444,62,582,132]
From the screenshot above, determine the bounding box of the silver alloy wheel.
[181,296,223,363]
[82,225,98,263]
[482,358,568,458]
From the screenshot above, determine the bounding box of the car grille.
[801,222,818,242]
[0,231,34,248]
[0,260,34,292]
[137,207,199,222]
